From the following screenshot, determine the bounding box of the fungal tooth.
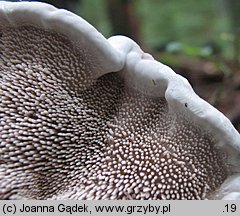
[0,1,240,201]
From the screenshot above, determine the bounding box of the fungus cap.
[0,1,240,200]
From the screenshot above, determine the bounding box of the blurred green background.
[11,0,240,130]
[39,0,240,62]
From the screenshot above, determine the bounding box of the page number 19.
[224,204,237,213]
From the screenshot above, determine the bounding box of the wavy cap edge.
[108,36,240,199]
[0,1,124,76]
[0,1,239,200]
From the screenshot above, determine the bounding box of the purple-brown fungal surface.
[0,1,239,200]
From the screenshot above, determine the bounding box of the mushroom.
[0,1,239,200]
